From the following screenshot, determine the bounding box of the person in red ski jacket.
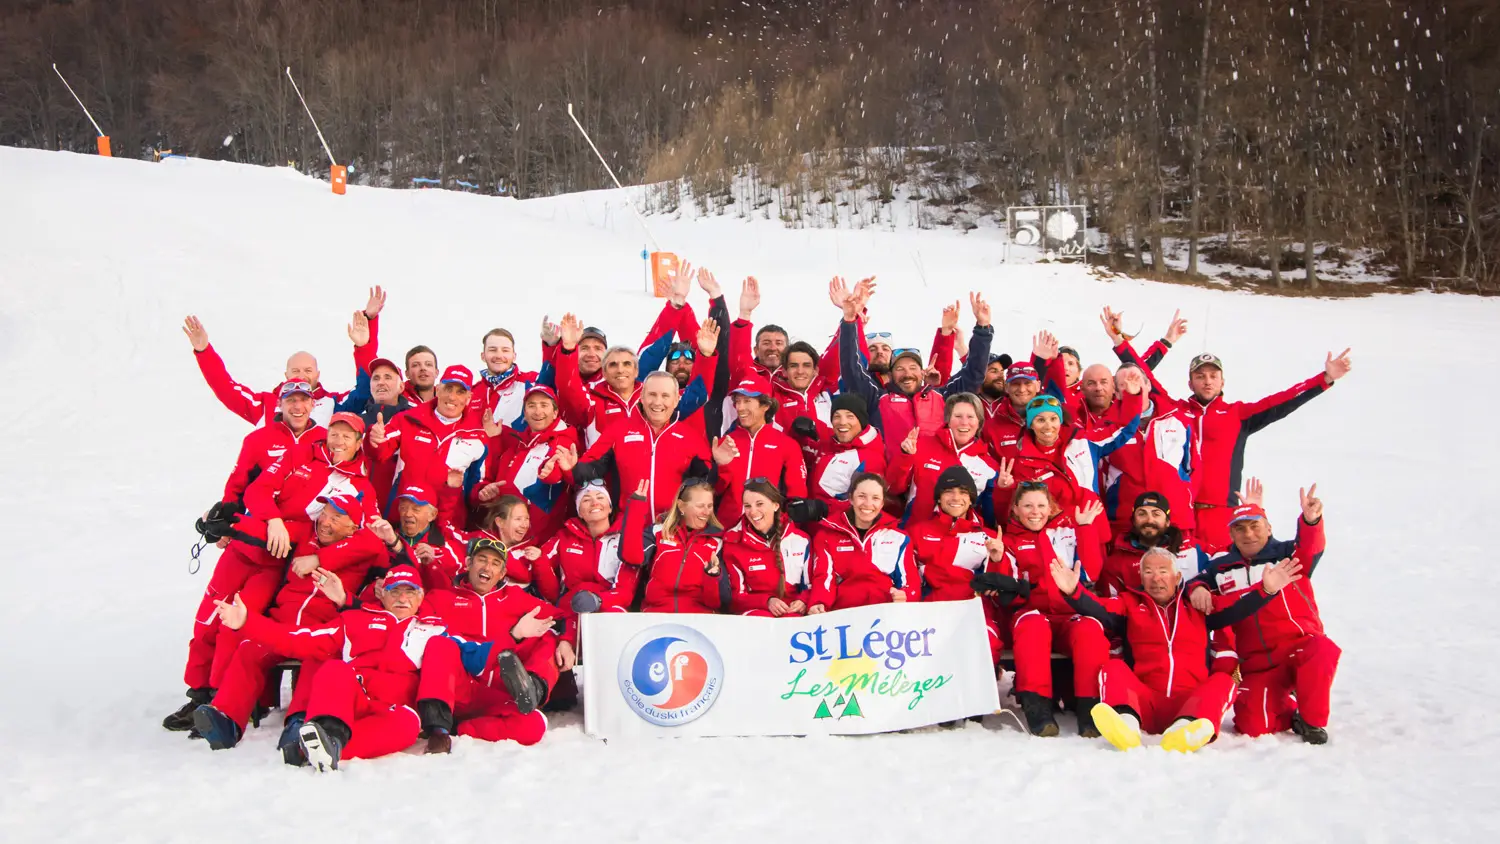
[807,394,886,509]
[835,281,994,464]
[886,393,1001,526]
[471,385,581,539]
[991,483,1110,737]
[907,467,1004,663]
[621,479,737,614]
[195,564,503,770]
[369,365,488,527]
[467,327,541,431]
[419,538,568,747]
[365,483,467,590]
[402,344,440,406]
[1052,546,1270,753]
[181,288,384,428]
[533,481,639,617]
[165,417,382,731]
[808,474,921,611]
[460,495,545,586]
[1106,308,1351,550]
[220,381,327,505]
[721,480,814,617]
[980,360,1042,454]
[191,492,387,748]
[1187,487,1338,743]
[711,373,810,525]
[973,353,1015,423]
[1097,491,1211,597]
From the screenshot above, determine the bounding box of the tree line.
[3,0,1495,289]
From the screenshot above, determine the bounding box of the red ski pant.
[1235,634,1341,736]
[1011,610,1110,698]
[1099,659,1237,735]
[305,661,421,761]
[208,590,340,689]
[417,637,548,746]
[210,638,324,729]
[183,545,282,689]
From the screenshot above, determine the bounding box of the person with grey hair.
[885,391,1003,526]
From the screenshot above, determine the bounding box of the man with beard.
[975,353,1015,421]
[837,281,993,463]
[663,342,696,387]
[1097,492,1210,597]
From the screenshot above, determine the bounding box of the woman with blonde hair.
[621,477,737,614]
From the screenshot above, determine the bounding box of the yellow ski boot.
[1161,718,1217,753]
[1090,702,1142,751]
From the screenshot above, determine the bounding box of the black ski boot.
[1291,712,1328,745]
[497,650,549,715]
[299,717,350,773]
[1075,697,1102,738]
[416,699,455,754]
[542,671,579,713]
[163,688,213,732]
[278,713,308,766]
[191,705,243,750]
[1017,691,1059,737]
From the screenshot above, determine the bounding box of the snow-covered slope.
[1,147,1496,842]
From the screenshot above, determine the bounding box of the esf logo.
[616,625,724,727]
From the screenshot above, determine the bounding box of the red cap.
[368,357,403,379]
[382,564,423,591]
[1005,363,1039,382]
[439,365,474,389]
[730,373,774,399]
[328,412,366,434]
[396,484,433,508]
[1228,503,1267,525]
[524,384,559,404]
[316,492,366,527]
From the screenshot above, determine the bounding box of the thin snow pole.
[52,63,104,136]
[566,102,660,251]
[285,67,338,166]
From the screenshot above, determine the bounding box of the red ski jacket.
[572,412,714,519]
[221,420,326,504]
[808,425,886,506]
[886,430,1001,527]
[532,517,639,611]
[372,400,487,527]
[621,495,735,614]
[1064,584,1247,696]
[992,513,1104,617]
[469,365,542,431]
[809,511,920,610]
[720,517,813,614]
[237,444,380,552]
[713,422,809,526]
[274,529,387,627]
[473,418,580,540]
[193,344,357,429]
[425,584,563,653]
[908,510,995,602]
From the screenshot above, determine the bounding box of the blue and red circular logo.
[616,624,724,726]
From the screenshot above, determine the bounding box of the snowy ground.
[1,147,1497,842]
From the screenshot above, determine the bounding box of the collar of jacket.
[317,443,369,478]
[366,397,412,419]
[482,366,519,389]
[923,509,985,535]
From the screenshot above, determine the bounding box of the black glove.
[785,498,828,525]
[790,417,819,441]
[970,572,1031,602]
[195,501,246,542]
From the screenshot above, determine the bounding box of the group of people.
[164,268,1353,771]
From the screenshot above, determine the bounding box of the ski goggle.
[1018,480,1049,492]
[865,331,893,342]
[1026,395,1062,412]
[892,348,920,358]
[668,346,695,362]
[467,537,506,558]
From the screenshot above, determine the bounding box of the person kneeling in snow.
[418,538,565,752]
[1050,548,1299,752]
[199,564,504,771]
[1188,485,1338,744]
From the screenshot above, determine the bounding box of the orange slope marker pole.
[52,64,110,157]
[285,67,344,194]
[565,102,663,294]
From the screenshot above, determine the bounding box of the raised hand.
[182,316,210,352]
[1299,484,1323,523]
[213,593,249,630]
[828,276,852,314]
[553,444,579,473]
[697,317,721,356]
[347,311,371,346]
[313,567,347,606]
[940,300,961,335]
[739,276,761,320]
[985,534,1006,561]
[969,291,992,327]
[1260,556,1304,595]
[696,267,722,299]
[555,640,577,672]
[559,313,584,351]
[540,314,560,346]
[901,428,920,455]
[364,285,387,319]
[995,457,1016,489]
[670,261,694,307]
[266,518,291,558]
[368,516,398,545]
[1048,557,1081,596]
[633,480,650,499]
[1164,309,1189,344]
[712,436,741,466]
[537,452,560,481]
[1239,476,1264,507]
[1032,330,1059,361]
[1119,366,1146,395]
[476,482,503,503]
[1075,499,1104,526]
[1324,348,1353,384]
[851,277,877,314]
[509,606,555,640]
[369,412,387,446]
[1100,307,1125,344]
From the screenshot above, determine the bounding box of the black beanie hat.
[1133,491,1171,515]
[831,393,870,429]
[933,465,979,505]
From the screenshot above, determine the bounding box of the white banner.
[581,599,1000,739]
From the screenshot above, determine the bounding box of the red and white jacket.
[271,529,387,628]
[907,510,995,602]
[221,420,326,504]
[1064,585,1240,696]
[1100,399,1200,532]
[886,430,1001,527]
[991,513,1104,617]
[720,517,813,614]
[237,444,381,553]
[392,519,469,592]
[372,401,488,527]
[193,343,362,429]
[531,517,638,611]
[469,365,542,431]
[425,583,566,651]
[621,495,734,614]
[713,422,809,526]
[473,418,581,540]
[809,511,921,610]
[980,400,1029,455]
[808,425,886,507]
[572,412,714,519]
